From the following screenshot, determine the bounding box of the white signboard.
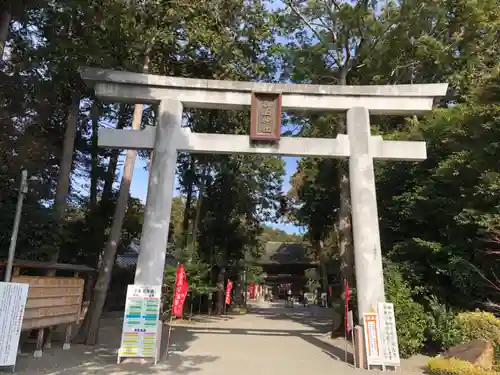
[0,282,29,368]
[347,310,354,332]
[378,302,401,366]
[363,312,384,367]
[118,285,162,364]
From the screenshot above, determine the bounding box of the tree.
[277,0,387,288]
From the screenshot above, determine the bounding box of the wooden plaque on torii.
[250,92,282,142]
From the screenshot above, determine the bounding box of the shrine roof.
[257,242,317,265]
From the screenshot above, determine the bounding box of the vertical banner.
[249,282,255,299]
[363,312,384,367]
[344,280,351,332]
[172,264,189,318]
[118,285,161,363]
[225,280,233,305]
[0,282,29,368]
[378,302,400,367]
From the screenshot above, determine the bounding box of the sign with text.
[0,282,29,368]
[118,285,161,364]
[378,302,400,366]
[250,92,282,141]
[363,312,384,367]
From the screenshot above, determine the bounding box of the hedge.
[455,311,500,368]
[428,357,499,375]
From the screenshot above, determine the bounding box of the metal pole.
[5,170,28,282]
[165,263,179,358]
[243,269,247,307]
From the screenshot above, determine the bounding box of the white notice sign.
[0,282,29,367]
[118,285,162,364]
[378,302,401,366]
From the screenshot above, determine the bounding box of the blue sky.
[122,155,302,234]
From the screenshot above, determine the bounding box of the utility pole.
[5,170,28,281]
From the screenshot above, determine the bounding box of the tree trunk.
[332,68,354,338]
[313,240,328,296]
[83,105,125,303]
[0,9,10,60]
[96,105,128,230]
[188,166,207,259]
[182,157,195,247]
[82,102,99,305]
[42,91,80,347]
[216,267,225,314]
[337,69,354,286]
[338,163,353,283]
[89,100,100,212]
[51,92,80,263]
[76,103,144,345]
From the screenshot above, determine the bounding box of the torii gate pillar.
[134,99,182,286]
[348,107,386,318]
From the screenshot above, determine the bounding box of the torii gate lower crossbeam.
[99,100,426,321]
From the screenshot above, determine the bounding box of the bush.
[426,295,462,351]
[455,311,500,345]
[455,311,500,368]
[384,263,429,357]
[428,357,498,375]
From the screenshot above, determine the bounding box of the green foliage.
[428,357,498,375]
[258,226,302,243]
[162,259,211,316]
[384,262,428,357]
[455,311,500,367]
[379,104,500,308]
[278,0,500,322]
[456,311,500,345]
[426,296,462,351]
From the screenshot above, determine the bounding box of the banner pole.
[344,279,348,363]
[165,263,179,358]
[351,328,356,368]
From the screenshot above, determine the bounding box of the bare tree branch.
[458,258,500,293]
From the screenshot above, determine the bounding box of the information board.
[118,285,162,364]
[378,302,400,366]
[0,282,29,368]
[362,312,384,367]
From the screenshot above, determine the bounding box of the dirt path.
[10,301,428,374]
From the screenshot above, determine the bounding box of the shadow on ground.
[13,317,217,375]
[181,303,355,366]
[173,314,236,325]
[14,304,359,374]
[251,303,337,333]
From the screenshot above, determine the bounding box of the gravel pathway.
[9,301,428,374]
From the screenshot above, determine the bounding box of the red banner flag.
[344,280,351,332]
[249,282,255,299]
[172,264,189,318]
[225,280,233,305]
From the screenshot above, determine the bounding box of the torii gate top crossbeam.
[80,67,448,115]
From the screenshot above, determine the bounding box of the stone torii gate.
[80,67,447,321]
